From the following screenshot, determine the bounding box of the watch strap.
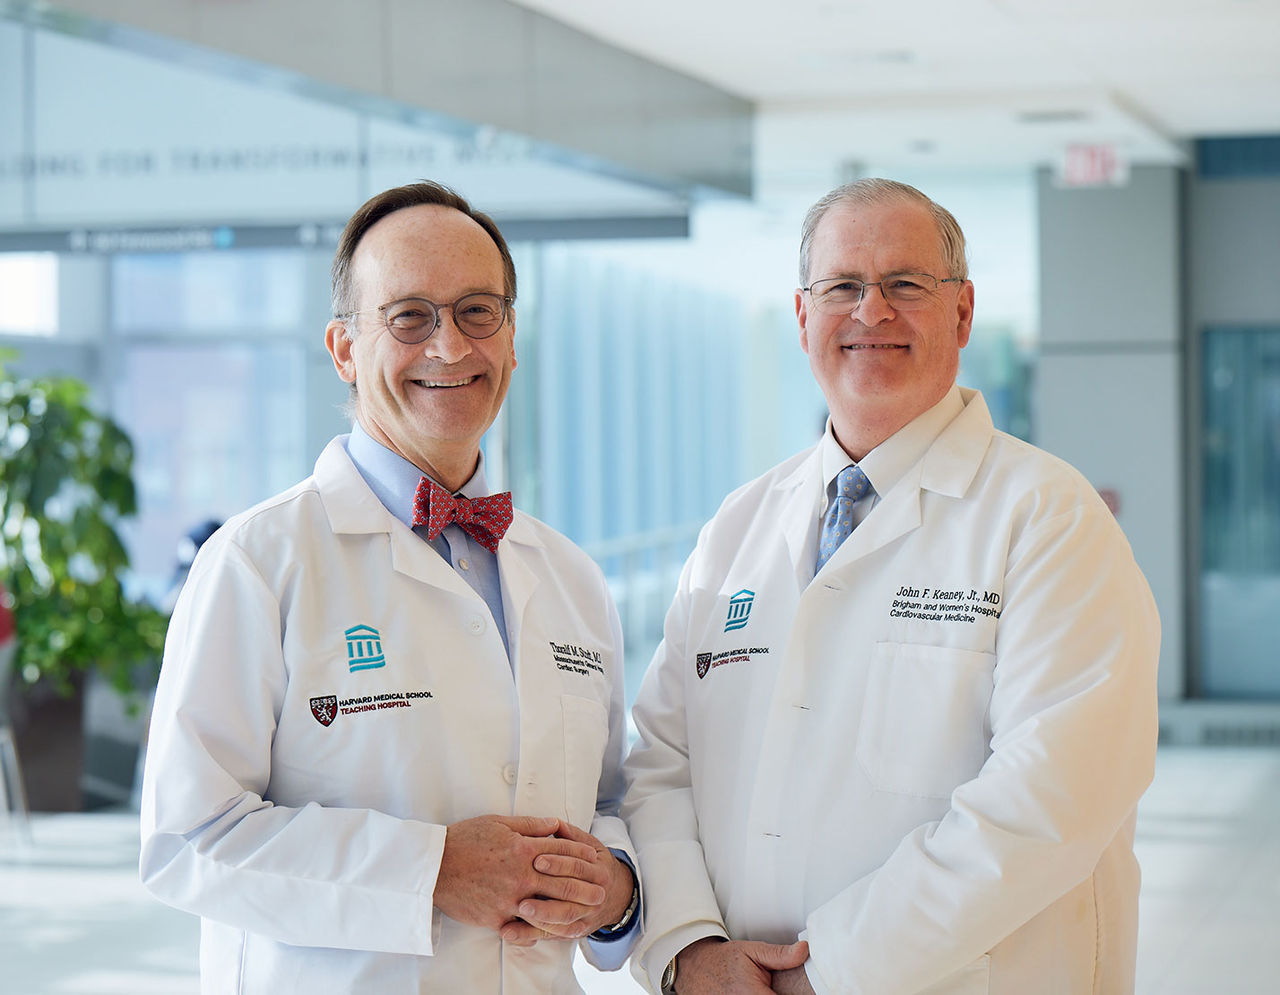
[592,877,639,936]
[660,954,678,995]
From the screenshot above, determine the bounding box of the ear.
[954,280,975,349]
[325,319,357,384]
[796,289,811,356]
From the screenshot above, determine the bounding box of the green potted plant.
[0,355,168,809]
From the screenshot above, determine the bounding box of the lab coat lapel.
[820,388,995,572]
[313,437,479,601]
[830,469,924,567]
[777,449,825,589]
[387,529,478,599]
[494,516,543,673]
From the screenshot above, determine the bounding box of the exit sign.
[1058,144,1130,187]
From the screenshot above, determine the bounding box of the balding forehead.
[356,203,489,255]
[351,205,504,291]
[811,200,946,266]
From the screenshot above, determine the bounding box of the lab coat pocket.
[561,694,608,828]
[856,642,994,799]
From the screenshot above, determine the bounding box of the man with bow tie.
[141,181,639,993]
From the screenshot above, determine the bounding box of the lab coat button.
[467,616,485,635]
[502,764,517,785]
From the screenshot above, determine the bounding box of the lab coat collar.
[916,387,995,499]
[315,437,391,536]
[818,388,995,572]
[315,435,543,547]
[856,385,965,500]
[312,437,543,600]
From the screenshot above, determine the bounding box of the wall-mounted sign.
[0,21,687,231]
[1057,144,1130,188]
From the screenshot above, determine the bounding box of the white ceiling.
[510,0,1280,194]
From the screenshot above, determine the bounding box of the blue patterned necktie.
[816,465,871,571]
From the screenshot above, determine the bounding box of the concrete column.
[1034,165,1185,700]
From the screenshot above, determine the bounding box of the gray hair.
[798,178,969,286]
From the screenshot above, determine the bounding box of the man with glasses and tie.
[622,178,1159,995]
[141,181,639,992]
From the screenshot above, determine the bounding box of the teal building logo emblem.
[345,624,386,672]
[724,590,755,632]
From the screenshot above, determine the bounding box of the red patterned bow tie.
[411,476,513,553]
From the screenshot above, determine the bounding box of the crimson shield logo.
[696,653,712,679]
[310,695,338,727]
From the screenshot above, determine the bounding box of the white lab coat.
[140,437,635,994]
[622,388,1159,995]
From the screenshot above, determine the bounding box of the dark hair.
[330,180,517,318]
[798,177,968,286]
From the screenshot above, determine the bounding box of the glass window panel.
[113,343,306,605]
[505,241,762,696]
[1200,325,1280,697]
[0,253,58,336]
[112,250,305,334]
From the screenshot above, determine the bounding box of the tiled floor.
[2,747,1277,994]
[1129,747,1280,995]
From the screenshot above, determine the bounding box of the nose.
[850,283,895,324]
[422,307,474,362]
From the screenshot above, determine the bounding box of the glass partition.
[1200,325,1280,697]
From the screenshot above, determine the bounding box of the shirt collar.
[344,421,490,530]
[820,384,965,500]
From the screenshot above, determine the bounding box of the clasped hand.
[676,936,813,995]
[433,815,633,946]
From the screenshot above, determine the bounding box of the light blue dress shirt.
[345,423,510,661]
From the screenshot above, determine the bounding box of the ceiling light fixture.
[1017,109,1091,125]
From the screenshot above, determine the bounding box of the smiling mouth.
[845,343,906,350]
[413,375,479,388]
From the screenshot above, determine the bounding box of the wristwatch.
[591,876,640,937]
[660,954,678,995]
